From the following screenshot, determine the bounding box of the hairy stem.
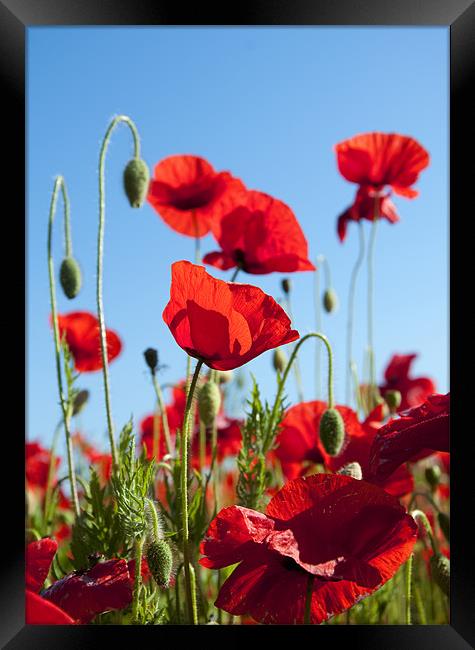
[367,200,379,387]
[151,372,172,455]
[405,554,413,624]
[346,221,365,404]
[132,536,144,622]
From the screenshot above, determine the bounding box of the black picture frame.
[3,0,474,647]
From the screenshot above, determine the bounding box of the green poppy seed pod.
[146,540,173,589]
[217,370,234,384]
[438,512,450,542]
[281,278,292,295]
[273,348,288,373]
[384,389,402,414]
[198,381,222,427]
[59,257,82,299]
[143,347,159,373]
[337,461,362,480]
[72,389,89,416]
[425,465,441,490]
[123,158,150,208]
[319,408,345,456]
[430,554,450,597]
[323,288,338,313]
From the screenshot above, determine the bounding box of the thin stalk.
[47,176,80,518]
[181,359,203,624]
[411,509,438,554]
[367,200,380,387]
[414,583,427,624]
[199,421,206,472]
[151,372,172,455]
[304,575,315,624]
[132,536,144,622]
[285,294,305,402]
[346,221,365,404]
[43,419,62,533]
[230,268,240,282]
[314,257,322,399]
[145,497,161,542]
[217,570,223,624]
[152,408,161,463]
[405,554,413,624]
[97,115,141,470]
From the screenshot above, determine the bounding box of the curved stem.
[151,372,172,455]
[346,221,365,404]
[181,358,203,624]
[411,509,438,554]
[304,575,314,624]
[367,200,379,387]
[314,258,322,399]
[47,176,80,518]
[285,294,305,403]
[405,553,413,624]
[97,115,141,470]
[145,497,161,542]
[230,268,240,282]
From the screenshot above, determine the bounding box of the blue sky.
[27,27,448,460]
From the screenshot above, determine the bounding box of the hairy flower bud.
[146,540,173,589]
[143,347,159,373]
[437,512,450,542]
[273,348,287,373]
[72,389,89,416]
[281,278,292,295]
[323,288,338,313]
[430,554,450,597]
[198,381,221,427]
[59,257,82,299]
[319,408,345,456]
[123,158,150,208]
[384,389,402,414]
[425,465,441,489]
[337,461,362,480]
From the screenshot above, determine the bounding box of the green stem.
[269,332,335,441]
[145,497,161,542]
[230,268,240,282]
[132,536,144,622]
[151,372,172,455]
[97,115,141,471]
[43,419,62,533]
[314,257,322,399]
[367,200,379,387]
[304,575,314,624]
[199,421,206,472]
[411,509,438,554]
[47,176,80,518]
[181,358,203,624]
[405,553,413,624]
[346,221,365,404]
[217,570,223,624]
[285,294,305,403]
[414,583,427,624]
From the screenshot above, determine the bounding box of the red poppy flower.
[203,191,315,274]
[26,538,58,592]
[163,261,299,371]
[335,132,429,198]
[275,401,412,497]
[191,413,243,469]
[42,558,133,624]
[200,474,417,624]
[336,186,399,243]
[147,155,246,238]
[26,589,76,625]
[56,311,122,373]
[368,393,450,483]
[26,442,59,491]
[379,353,436,412]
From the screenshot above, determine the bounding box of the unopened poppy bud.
[319,408,345,456]
[430,554,450,597]
[437,512,450,542]
[59,257,82,299]
[217,370,234,384]
[273,348,287,373]
[384,389,402,413]
[281,278,292,295]
[143,347,159,373]
[425,465,441,489]
[146,540,173,589]
[123,158,150,208]
[323,288,338,313]
[198,381,221,427]
[72,389,89,416]
[337,461,362,480]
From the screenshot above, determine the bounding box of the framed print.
[1,0,473,647]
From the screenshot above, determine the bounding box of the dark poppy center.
[281,557,307,573]
[233,249,246,268]
[172,178,219,211]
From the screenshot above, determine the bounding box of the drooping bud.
[384,389,402,414]
[323,288,338,313]
[59,257,82,299]
[123,158,150,208]
[430,554,450,597]
[217,370,234,384]
[319,408,345,456]
[72,389,89,416]
[198,381,221,427]
[273,348,288,373]
[425,465,441,490]
[337,461,362,480]
[437,512,450,542]
[281,278,292,295]
[146,540,173,589]
[143,347,159,374]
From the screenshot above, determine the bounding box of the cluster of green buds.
[123,158,150,208]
